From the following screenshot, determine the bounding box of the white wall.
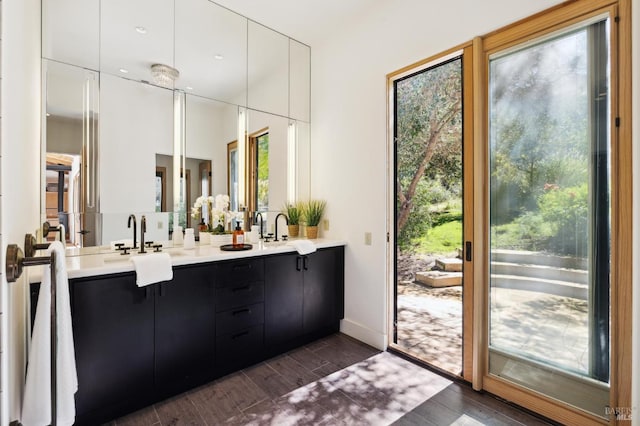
[310,0,567,348]
[185,95,237,197]
[0,0,41,421]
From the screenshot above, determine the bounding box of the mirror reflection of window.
[179,169,191,229]
[256,132,269,211]
[227,141,239,211]
[248,128,269,213]
[155,167,167,212]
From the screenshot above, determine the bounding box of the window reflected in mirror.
[227,141,238,212]
[155,167,167,212]
[249,130,269,212]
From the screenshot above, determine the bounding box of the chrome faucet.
[274,213,288,242]
[139,215,147,254]
[255,212,264,240]
[127,214,137,249]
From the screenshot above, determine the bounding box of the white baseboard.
[340,318,387,350]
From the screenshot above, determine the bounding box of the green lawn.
[414,220,462,255]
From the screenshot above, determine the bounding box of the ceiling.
[211,0,379,46]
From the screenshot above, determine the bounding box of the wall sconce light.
[237,107,247,209]
[173,91,186,224]
[287,121,298,204]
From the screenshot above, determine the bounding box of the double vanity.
[30,240,345,425]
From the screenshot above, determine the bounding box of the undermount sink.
[102,250,185,263]
[258,241,288,249]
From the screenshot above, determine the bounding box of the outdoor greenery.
[257,134,269,210]
[396,59,462,251]
[397,29,591,258]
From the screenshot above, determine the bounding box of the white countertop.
[28,238,346,282]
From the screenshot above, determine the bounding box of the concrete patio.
[395,255,590,377]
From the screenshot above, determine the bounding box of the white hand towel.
[130,253,173,287]
[287,239,317,255]
[22,241,78,426]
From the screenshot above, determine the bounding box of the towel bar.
[43,221,64,243]
[6,233,58,426]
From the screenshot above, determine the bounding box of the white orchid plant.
[191,194,241,234]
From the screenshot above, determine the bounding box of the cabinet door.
[72,274,154,420]
[303,249,338,334]
[155,263,216,395]
[264,254,303,346]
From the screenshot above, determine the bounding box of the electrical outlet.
[157,221,163,229]
[364,232,372,245]
[323,219,330,231]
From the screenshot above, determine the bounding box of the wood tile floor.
[110,333,552,425]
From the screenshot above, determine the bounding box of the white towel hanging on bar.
[21,241,77,426]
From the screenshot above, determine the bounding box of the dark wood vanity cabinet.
[265,247,345,353]
[72,264,217,423]
[71,273,155,423]
[302,248,342,334]
[214,257,266,374]
[154,263,216,397]
[34,246,343,425]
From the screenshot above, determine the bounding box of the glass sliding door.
[488,15,611,416]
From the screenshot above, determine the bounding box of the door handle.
[465,241,472,262]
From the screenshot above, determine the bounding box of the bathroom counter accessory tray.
[219,243,253,251]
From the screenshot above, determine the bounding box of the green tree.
[490,33,589,224]
[396,59,462,243]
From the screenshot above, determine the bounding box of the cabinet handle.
[296,256,302,271]
[232,308,251,316]
[159,283,164,297]
[232,263,252,271]
[231,331,249,339]
[232,285,251,293]
[303,256,309,271]
[144,287,150,299]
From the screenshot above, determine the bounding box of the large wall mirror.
[41,0,310,250]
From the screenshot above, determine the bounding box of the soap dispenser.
[232,221,245,247]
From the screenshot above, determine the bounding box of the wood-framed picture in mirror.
[227,140,238,211]
[155,166,167,212]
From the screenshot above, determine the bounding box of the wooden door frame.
[476,1,632,424]
[386,42,475,382]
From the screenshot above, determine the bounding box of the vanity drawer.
[216,302,264,335]
[216,258,264,286]
[216,324,264,372]
[215,281,264,311]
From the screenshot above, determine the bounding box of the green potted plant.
[302,199,326,239]
[284,202,302,237]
